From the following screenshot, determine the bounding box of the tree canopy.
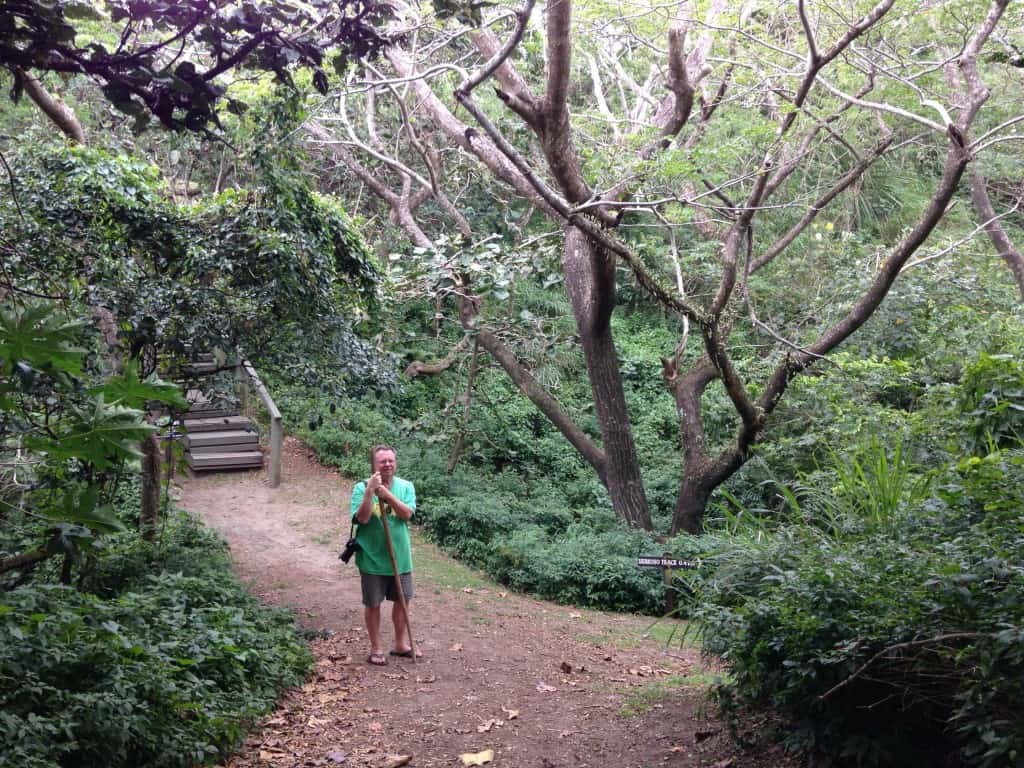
[2,0,390,133]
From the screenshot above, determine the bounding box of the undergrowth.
[0,512,312,768]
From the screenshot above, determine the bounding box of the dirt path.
[178,437,789,768]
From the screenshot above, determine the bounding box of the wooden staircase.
[180,368,265,473]
[183,414,264,472]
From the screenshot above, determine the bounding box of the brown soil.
[177,436,794,768]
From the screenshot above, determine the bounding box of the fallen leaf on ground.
[669,745,686,753]
[380,755,412,768]
[501,706,519,720]
[460,748,494,766]
[450,643,463,652]
[498,591,508,598]
[569,612,582,618]
[477,718,497,732]
[536,681,557,692]
[462,588,474,593]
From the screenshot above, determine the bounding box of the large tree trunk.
[564,228,652,529]
[674,475,714,535]
[140,433,160,541]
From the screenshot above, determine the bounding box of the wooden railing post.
[241,358,283,488]
[269,414,282,488]
[235,361,250,414]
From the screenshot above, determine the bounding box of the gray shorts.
[360,572,414,607]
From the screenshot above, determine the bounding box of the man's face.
[373,449,397,479]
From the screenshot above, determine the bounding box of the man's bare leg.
[391,601,421,656]
[365,605,386,664]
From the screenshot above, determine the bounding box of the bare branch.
[752,135,895,273]
[585,53,620,140]
[16,69,85,143]
[816,77,947,133]
[405,334,472,377]
[463,0,537,95]
[797,0,819,66]
[819,633,985,702]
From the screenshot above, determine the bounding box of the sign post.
[636,554,699,614]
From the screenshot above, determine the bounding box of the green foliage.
[1,301,183,575]
[689,448,1024,768]
[0,303,86,384]
[959,353,1024,454]
[419,492,664,613]
[0,512,312,768]
[2,141,391,393]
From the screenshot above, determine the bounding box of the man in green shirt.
[350,444,419,666]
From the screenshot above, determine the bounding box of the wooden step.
[183,415,254,433]
[185,429,258,450]
[183,361,219,375]
[185,407,240,419]
[187,450,264,470]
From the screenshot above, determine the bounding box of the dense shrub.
[959,353,1024,454]
[690,451,1024,768]
[0,513,312,768]
[489,522,664,612]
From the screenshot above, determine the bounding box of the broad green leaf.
[89,361,188,410]
[41,486,127,534]
[27,396,155,469]
[0,302,87,377]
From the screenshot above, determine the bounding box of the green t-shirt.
[350,476,416,575]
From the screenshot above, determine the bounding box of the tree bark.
[140,433,160,542]
[0,547,52,575]
[17,69,85,143]
[674,475,713,535]
[564,228,652,529]
[969,168,1024,300]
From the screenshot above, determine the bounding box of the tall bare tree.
[309,0,1021,533]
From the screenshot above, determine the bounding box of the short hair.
[369,444,396,468]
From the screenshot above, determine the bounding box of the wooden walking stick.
[379,502,417,663]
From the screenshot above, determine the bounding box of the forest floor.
[178,436,796,768]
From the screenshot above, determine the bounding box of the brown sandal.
[368,652,388,666]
